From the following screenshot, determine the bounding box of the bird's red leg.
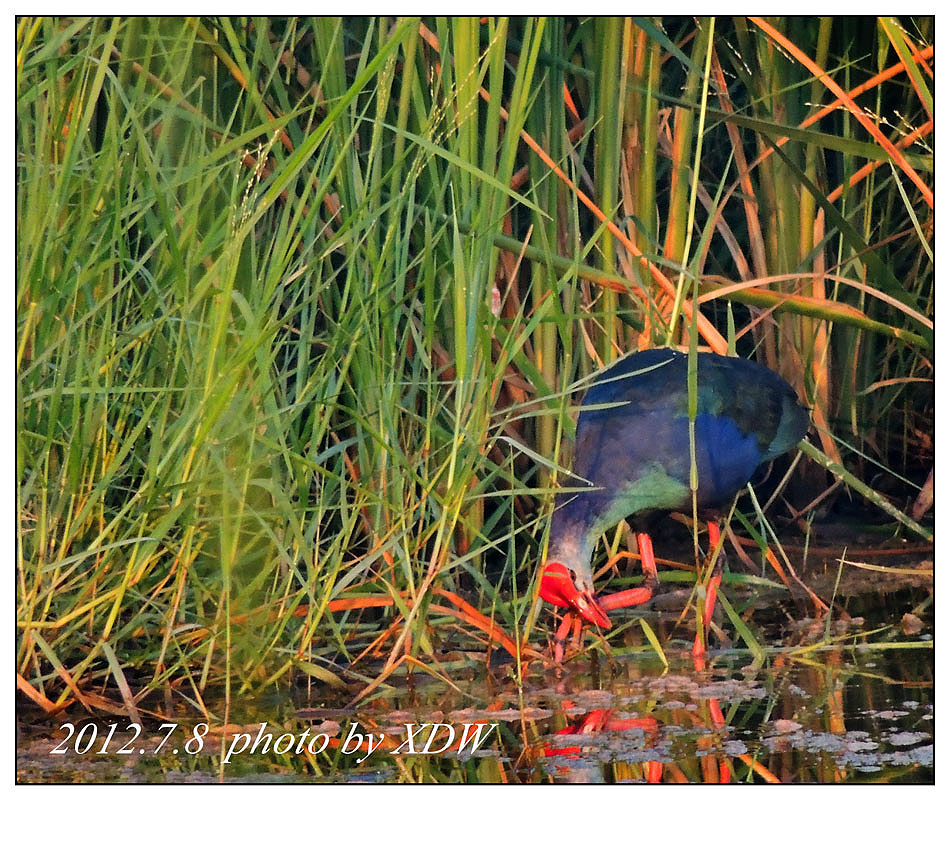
[597,532,660,612]
[571,614,584,650]
[692,521,724,659]
[551,613,592,664]
[548,534,658,663]
[553,612,574,664]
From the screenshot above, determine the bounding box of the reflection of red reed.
[541,691,782,783]
[544,707,662,782]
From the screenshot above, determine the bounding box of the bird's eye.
[569,570,577,583]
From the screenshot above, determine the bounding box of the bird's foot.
[596,531,660,612]
[551,576,660,664]
[596,572,659,612]
[547,533,662,664]
[552,612,584,664]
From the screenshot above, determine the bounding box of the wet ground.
[17,548,933,783]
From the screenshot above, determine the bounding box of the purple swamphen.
[539,347,810,661]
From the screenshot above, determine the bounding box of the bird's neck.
[547,513,595,571]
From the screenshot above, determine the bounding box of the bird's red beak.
[539,563,611,629]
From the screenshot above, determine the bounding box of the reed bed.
[16,17,933,717]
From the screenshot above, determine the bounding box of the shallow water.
[17,609,933,783]
[17,543,933,783]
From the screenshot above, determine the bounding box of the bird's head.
[539,535,611,629]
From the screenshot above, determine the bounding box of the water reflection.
[17,565,933,783]
[521,613,933,782]
[528,648,932,783]
[18,636,932,783]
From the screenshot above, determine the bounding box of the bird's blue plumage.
[550,348,809,549]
